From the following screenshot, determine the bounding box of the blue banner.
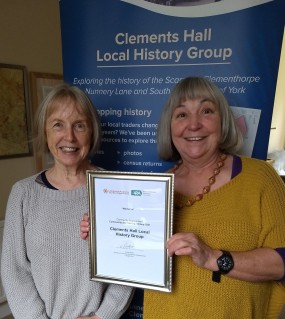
[60,0,285,171]
[60,0,285,317]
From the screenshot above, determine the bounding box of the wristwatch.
[212,250,234,283]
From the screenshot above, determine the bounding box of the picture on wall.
[0,63,32,159]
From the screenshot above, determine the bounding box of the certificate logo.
[131,190,142,196]
[103,188,129,195]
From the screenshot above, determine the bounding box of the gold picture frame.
[87,170,174,292]
[0,63,33,159]
[30,72,63,171]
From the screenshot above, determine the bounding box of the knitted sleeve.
[257,161,285,249]
[96,285,134,319]
[257,161,285,291]
[1,181,49,319]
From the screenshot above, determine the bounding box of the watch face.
[217,253,234,273]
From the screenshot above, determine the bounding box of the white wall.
[268,29,285,154]
[0,0,62,221]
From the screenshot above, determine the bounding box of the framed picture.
[0,63,33,159]
[87,170,174,292]
[30,72,63,171]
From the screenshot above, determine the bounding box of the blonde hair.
[34,83,101,156]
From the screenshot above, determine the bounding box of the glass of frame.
[0,63,32,159]
[30,72,63,171]
[87,170,174,292]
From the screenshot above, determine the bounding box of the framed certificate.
[87,170,174,292]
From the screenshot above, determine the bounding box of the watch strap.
[212,250,234,283]
[212,270,222,283]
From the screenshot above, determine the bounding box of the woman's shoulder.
[95,166,105,171]
[88,164,105,171]
[240,155,275,170]
[8,173,41,202]
[12,173,40,188]
[239,155,282,182]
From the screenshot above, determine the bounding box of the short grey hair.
[33,83,101,156]
[157,77,243,161]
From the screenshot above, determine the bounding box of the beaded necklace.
[173,153,227,206]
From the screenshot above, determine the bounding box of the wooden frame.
[30,72,63,171]
[0,63,33,159]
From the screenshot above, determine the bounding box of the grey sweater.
[1,174,133,319]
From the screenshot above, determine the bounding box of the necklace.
[173,153,227,206]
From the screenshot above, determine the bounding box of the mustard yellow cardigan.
[144,156,285,319]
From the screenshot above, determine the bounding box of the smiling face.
[171,98,221,162]
[45,99,92,169]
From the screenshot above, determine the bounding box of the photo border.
[87,170,174,292]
